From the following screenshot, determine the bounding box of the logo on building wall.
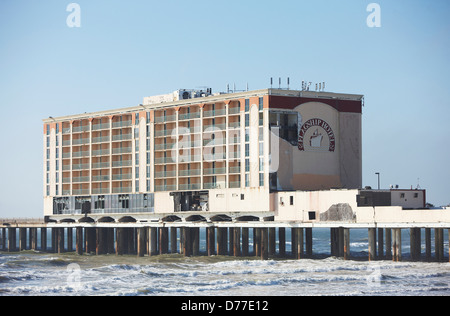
[298,118,336,152]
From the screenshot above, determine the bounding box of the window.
[135,113,139,125]
[56,160,59,171]
[55,185,59,196]
[245,159,250,172]
[400,193,405,198]
[245,128,250,142]
[259,173,264,186]
[259,142,264,156]
[414,193,419,198]
[245,99,249,112]
[290,196,294,205]
[46,185,50,196]
[56,123,59,134]
[245,144,250,157]
[46,137,50,147]
[308,212,316,220]
[56,148,59,159]
[46,161,50,172]
[46,149,50,160]
[259,112,264,126]
[240,194,245,200]
[259,97,264,111]
[245,114,249,127]
[259,127,264,141]
[245,174,250,187]
[259,157,264,172]
[46,125,50,136]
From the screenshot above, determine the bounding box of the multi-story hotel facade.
[43,88,364,222]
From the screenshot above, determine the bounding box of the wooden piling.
[377,228,384,259]
[8,228,16,252]
[19,228,27,251]
[170,227,178,254]
[233,227,241,257]
[343,228,350,260]
[183,227,192,257]
[435,228,444,262]
[192,228,199,256]
[76,227,83,255]
[425,228,432,261]
[67,228,73,252]
[393,228,402,262]
[261,228,269,260]
[207,227,215,256]
[278,227,285,257]
[269,228,276,257]
[368,228,376,261]
[137,227,146,257]
[57,228,65,254]
[149,227,157,256]
[254,228,261,257]
[385,229,392,260]
[305,228,313,257]
[241,227,249,257]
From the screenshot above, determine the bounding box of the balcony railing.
[178,112,200,120]
[111,173,132,181]
[178,169,201,177]
[204,167,226,175]
[112,147,132,154]
[155,115,176,123]
[154,185,177,192]
[92,162,110,169]
[154,170,176,178]
[179,183,201,191]
[112,134,132,141]
[92,175,110,182]
[112,120,132,128]
[112,160,132,167]
[72,126,90,133]
[112,187,132,193]
[203,109,226,117]
[92,123,111,131]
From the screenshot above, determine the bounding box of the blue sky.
[0,0,449,217]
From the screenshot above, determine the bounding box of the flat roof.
[43,88,364,123]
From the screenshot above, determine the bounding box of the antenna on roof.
[270,77,273,89]
[279,77,281,89]
[287,77,290,90]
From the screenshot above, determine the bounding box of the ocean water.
[1,228,449,296]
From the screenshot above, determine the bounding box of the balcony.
[92,175,110,182]
[111,173,132,181]
[112,120,132,128]
[112,147,132,154]
[92,149,110,156]
[204,167,226,175]
[112,160,132,168]
[112,187,132,193]
[154,185,177,192]
[92,136,110,143]
[72,126,90,133]
[154,170,176,178]
[203,109,226,118]
[203,182,226,190]
[72,176,90,183]
[72,163,90,170]
[179,183,201,191]
[92,162,110,169]
[72,189,90,195]
[178,169,201,177]
[72,150,90,158]
[92,123,111,131]
[229,166,241,174]
[229,107,240,115]
[229,181,241,188]
[72,138,90,146]
[155,115,176,123]
[178,112,200,121]
[154,143,176,151]
[112,134,132,141]
[203,123,226,132]
[154,157,176,164]
[92,188,110,194]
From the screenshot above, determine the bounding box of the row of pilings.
[0,226,449,262]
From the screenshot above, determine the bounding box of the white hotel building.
[43,87,433,224]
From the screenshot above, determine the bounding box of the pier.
[1,218,449,262]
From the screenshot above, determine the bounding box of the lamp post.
[375,172,380,190]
